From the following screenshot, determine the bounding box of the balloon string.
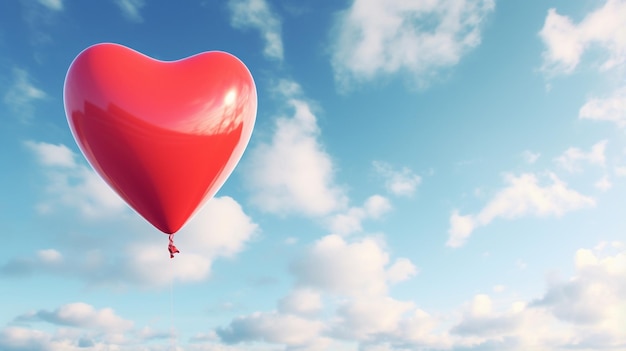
[170,256,176,350]
[168,234,178,350]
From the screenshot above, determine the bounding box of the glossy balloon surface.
[64,43,256,234]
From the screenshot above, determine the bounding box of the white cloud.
[447,173,595,247]
[385,258,418,284]
[451,295,524,338]
[447,210,475,248]
[493,285,506,293]
[579,86,626,127]
[216,233,422,349]
[37,249,62,264]
[244,81,347,217]
[333,296,414,340]
[3,68,46,122]
[27,141,126,218]
[327,195,391,235]
[228,0,283,61]
[373,161,422,196]
[213,244,626,351]
[15,302,133,332]
[38,0,63,11]
[114,0,145,22]
[554,140,607,172]
[1,196,257,288]
[1,309,176,350]
[217,312,324,346]
[521,150,540,164]
[24,138,256,288]
[291,234,415,296]
[533,248,626,325]
[0,327,67,351]
[450,246,626,349]
[594,175,612,191]
[126,196,258,286]
[331,0,495,88]
[539,0,626,74]
[25,141,76,168]
[278,288,323,316]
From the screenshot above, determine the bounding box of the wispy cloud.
[554,140,607,173]
[228,0,283,61]
[447,173,595,248]
[521,150,541,164]
[330,0,495,89]
[327,195,391,235]
[579,87,626,128]
[114,0,145,22]
[3,68,46,122]
[243,80,346,216]
[539,0,626,74]
[25,141,126,218]
[594,175,612,191]
[15,302,133,332]
[38,0,63,11]
[373,161,422,197]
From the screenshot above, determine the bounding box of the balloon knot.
[168,234,180,259]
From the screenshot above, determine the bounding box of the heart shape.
[64,43,256,234]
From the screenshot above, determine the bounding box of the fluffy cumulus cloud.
[244,81,347,216]
[554,140,607,173]
[331,0,495,88]
[532,247,626,326]
[3,68,47,122]
[450,245,626,350]
[332,295,415,341]
[126,195,258,286]
[0,302,180,350]
[451,294,524,338]
[217,312,325,346]
[579,87,626,128]
[374,161,422,197]
[114,0,145,22]
[327,194,392,235]
[228,0,283,61]
[447,173,595,247]
[539,0,626,74]
[215,234,422,349]
[291,234,416,296]
[7,245,623,351]
[212,236,626,351]
[278,288,323,316]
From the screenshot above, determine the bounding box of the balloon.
[64,43,257,234]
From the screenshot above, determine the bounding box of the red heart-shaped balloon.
[64,43,256,234]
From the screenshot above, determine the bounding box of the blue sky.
[1,0,626,350]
